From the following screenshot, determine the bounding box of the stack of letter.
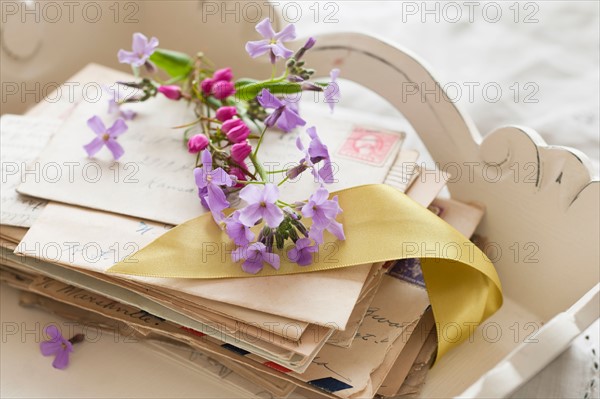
[0,64,486,398]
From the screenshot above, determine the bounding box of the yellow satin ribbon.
[108,184,502,359]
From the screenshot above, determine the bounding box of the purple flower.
[232,242,280,274]
[287,238,318,266]
[238,183,284,228]
[245,18,296,63]
[83,116,128,160]
[222,119,251,143]
[224,211,255,246]
[187,134,209,154]
[257,89,306,133]
[215,106,237,122]
[40,325,73,369]
[302,186,345,244]
[194,150,233,222]
[117,33,159,67]
[291,127,334,183]
[157,85,182,100]
[301,186,342,228]
[105,86,136,120]
[324,68,341,112]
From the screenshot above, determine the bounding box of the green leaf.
[149,49,193,78]
[235,80,303,101]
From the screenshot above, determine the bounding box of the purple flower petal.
[255,18,276,38]
[318,159,335,183]
[107,118,128,137]
[238,203,263,227]
[273,23,296,41]
[225,212,255,246]
[245,40,271,58]
[309,226,325,244]
[210,167,233,187]
[52,347,71,369]
[117,50,139,65]
[262,203,284,228]
[327,220,345,241]
[239,184,263,204]
[120,109,137,120]
[105,139,125,160]
[132,33,149,55]
[87,115,106,135]
[194,167,208,189]
[311,185,329,204]
[276,108,306,132]
[40,340,62,356]
[242,258,264,274]
[257,89,283,109]
[330,68,340,81]
[262,251,280,269]
[147,36,159,50]
[201,149,213,172]
[270,43,294,60]
[262,183,280,203]
[206,184,230,222]
[83,137,104,157]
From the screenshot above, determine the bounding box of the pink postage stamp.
[337,126,402,166]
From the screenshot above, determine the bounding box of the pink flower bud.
[231,142,252,164]
[211,80,235,100]
[187,134,209,153]
[200,78,213,95]
[222,119,250,143]
[213,67,233,82]
[215,106,237,122]
[157,85,182,100]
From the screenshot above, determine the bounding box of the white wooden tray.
[302,32,599,397]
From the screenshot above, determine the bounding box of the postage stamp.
[337,126,403,167]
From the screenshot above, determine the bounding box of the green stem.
[252,124,269,157]
[267,169,290,174]
[234,180,266,185]
[249,152,267,182]
[277,176,290,187]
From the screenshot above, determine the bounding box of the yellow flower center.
[102,133,110,141]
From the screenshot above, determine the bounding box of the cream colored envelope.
[17,65,406,225]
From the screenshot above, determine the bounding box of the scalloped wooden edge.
[300,31,599,397]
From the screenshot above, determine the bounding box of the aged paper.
[0,115,62,227]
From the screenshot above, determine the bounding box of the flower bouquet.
[86,19,343,274]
